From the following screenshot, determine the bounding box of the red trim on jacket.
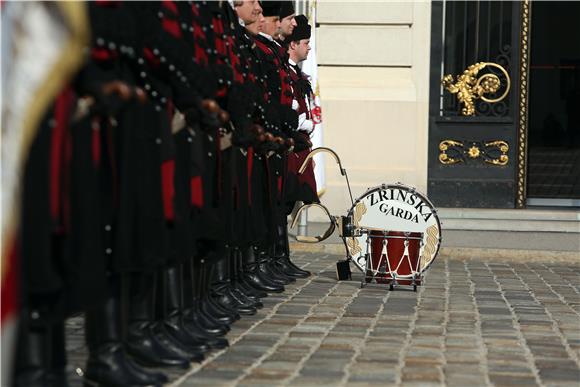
[161,160,175,221]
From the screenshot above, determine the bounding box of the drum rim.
[346,183,442,277]
[368,234,424,241]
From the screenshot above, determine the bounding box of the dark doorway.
[427,1,522,208]
[527,1,580,203]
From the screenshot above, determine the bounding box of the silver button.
[156,138,162,144]
[105,225,111,231]
[105,248,112,255]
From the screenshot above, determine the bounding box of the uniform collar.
[289,59,298,67]
[259,32,274,42]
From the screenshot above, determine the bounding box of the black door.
[427,1,528,208]
[527,1,580,205]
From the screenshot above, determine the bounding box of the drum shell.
[368,231,423,284]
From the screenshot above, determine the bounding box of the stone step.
[438,208,580,233]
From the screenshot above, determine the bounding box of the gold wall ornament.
[441,62,511,116]
[483,140,509,166]
[439,140,464,165]
[439,140,509,166]
[467,146,481,159]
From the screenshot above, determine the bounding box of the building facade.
[310,0,580,221]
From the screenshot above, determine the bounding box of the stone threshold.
[438,207,580,233]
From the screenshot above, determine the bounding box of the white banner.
[1,3,88,385]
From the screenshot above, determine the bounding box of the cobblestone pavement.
[66,250,580,386]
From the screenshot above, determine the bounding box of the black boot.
[269,243,298,283]
[125,272,190,369]
[182,259,229,349]
[258,247,295,285]
[84,285,165,387]
[197,257,237,327]
[14,311,72,387]
[184,259,232,337]
[232,248,268,299]
[47,321,70,387]
[210,252,257,316]
[242,246,285,293]
[275,226,310,278]
[157,265,209,357]
[13,320,51,387]
[229,248,263,309]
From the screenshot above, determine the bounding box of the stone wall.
[312,1,431,220]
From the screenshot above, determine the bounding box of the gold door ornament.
[439,140,509,166]
[441,62,511,116]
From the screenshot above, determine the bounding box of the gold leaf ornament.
[442,62,511,116]
[352,201,367,227]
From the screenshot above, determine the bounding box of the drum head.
[345,183,442,277]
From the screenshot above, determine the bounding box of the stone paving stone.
[488,374,539,386]
[60,252,580,387]
[446,375,488,387]
[401,366,442,383]
[287,376,344,386]
[357,352,400,363]
[347,370,398,384]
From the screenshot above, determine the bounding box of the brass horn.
[298,147,346,176]
[290,203,337,243]
[298,147,353,205]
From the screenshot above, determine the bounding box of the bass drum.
[345,183,442,278]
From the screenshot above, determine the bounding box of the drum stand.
[387,236,421,292]
[383,235,399,291]
[410,240,425,292]
[360,231,371,289]
[360,231,421,292]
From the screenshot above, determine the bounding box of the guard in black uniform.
[10,2,317,386]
